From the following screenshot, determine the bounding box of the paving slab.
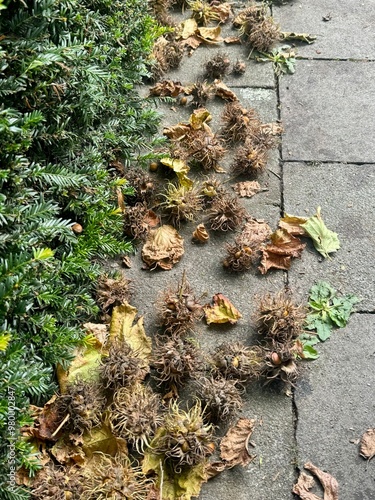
[283,162,375,311]
[295,313,375,499]
[280,60,375,163]
[273,0,375,60]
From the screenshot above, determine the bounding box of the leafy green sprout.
[256,45,297,76]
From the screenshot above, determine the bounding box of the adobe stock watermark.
[7,387,17,492]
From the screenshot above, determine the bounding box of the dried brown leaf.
[197,26,223,43]
[22,396,61,442]
[360,428,375,460]
[304,462,339,500]
[213,80,238,101]
[205,461,227,480]
[232,181,263,198]
[224,36,242,44]
[220,418,256,467]
[183,35,202,50]
[192,223,209,243]
[142,225,184,270]
[210,3,233,23]
[180,18,199,39]
[260,122,283,136]
[149,80,185,97]
[163,123,191,140]
[259,251,291,274]
[279,214,308,236]
[293,471,321,500]
[241,219,272,246]
[259,229,306,274]
[204,293,242,325]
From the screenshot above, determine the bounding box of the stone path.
[124,1,375,498]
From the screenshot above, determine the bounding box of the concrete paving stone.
[283,162,375,311]
[279,60,375,163]
[295,313,375,499]
[273,0,375,60]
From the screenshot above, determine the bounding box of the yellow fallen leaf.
[180,18,199,39]
[142,225,184,271]
[204,293,242,325]
[197,26,223,43]
[160,157,193,188]
[189,108,212,130]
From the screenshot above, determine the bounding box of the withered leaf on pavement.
[259,229,306,274]
[196,26,223,43]
[142,225,184,270]
[241,218,272,247]
[259,122,283,136]
[204,293,242,325]
[232,181,264,198]
[213,80,238,101]
[179,18,199,39]
[293,462,339,500]
[210,3,233,23]
[279,214,308,236]
[163,123,191,140]
[149,80,185,97]
[359,428,375,460]
[205,461,227,479]
[220,418,256,467]
[224,36,242,44]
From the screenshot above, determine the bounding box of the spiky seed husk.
[200,176,225,207]
[256,291,307,344]
[195,376,243,422]
[151,37,184,80]
[96,274,132,312]
[123,202,156,241]
[204,53,231,80]
[232,59,246,75]
[185,81,214,107]
[81,453,154,500]
[123,167,156,206]
[220,102,261,144]
[187,132,226,172]
[207,193,247,231]
[148,0,175,26]
[31,464,84,500]
[233,5,281,52]
[188,0,221,26]
[57,380,106,435]
[262,343,300,388]
[158,182,203,226]
[157,273,203,335]
[152,336,202,387]
[211,342,264,382]
[155,401,214,469]
[223,240,254,271]
[110,384,162,453]
[100,340,149,390]
[231,142,268,176]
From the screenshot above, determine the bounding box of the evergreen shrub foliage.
[0,0,164,494]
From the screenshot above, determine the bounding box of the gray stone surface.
[295,314,375,499]
[283,162,375,311]
[280,60,375,163]
[273,0,375,60]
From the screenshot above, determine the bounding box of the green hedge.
[0,0,163,495]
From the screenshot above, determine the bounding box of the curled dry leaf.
[224,36,242,44]
[189,107,212,130]
[22,395,61,442]
[204,293,242,325]
[142,225,184,271]
[192,223,210,243]
[241,218,272,247]
[220,418,256,467]
[149,80,185,97]
[293,462,339,500]
[213,80,238,101]
[232,181,264,198]
[205,461,227,479]
[259,229,306,274]
[179,18,199,39]
[359,428,375,460]
[197,26,223,43]
[210,2,233,23]
[160,157,193,188]
[260,122,283,136]
[279,214,308,236]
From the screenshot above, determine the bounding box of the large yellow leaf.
[204,293,242,325]
[160,157,193,189]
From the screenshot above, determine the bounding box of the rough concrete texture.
[273,0,375,60]
[279,60,375,162]
[295,314,375,499]
[283,162,375,311]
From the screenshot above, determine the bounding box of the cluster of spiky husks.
[57,380,106,435]
[151,36,184,80]
[158,182,203,226]
[232,59,246,75]
[207,193,247,231]
[185,81,214,107]
[81,453,154,500]
[233,5,281,52]
[187,131,226,171]
[100,340,149,390]
[223,240,254,272]
[220,102,262,144]
[211,342,264,382]
[204,53,231,80]
[154,401,214,469]
[231,142,268,176]
[188,0,221,26]
[96,274,132,312]
[152,336,202,388]
[200,175,225,207]
[148,0,175,26]
[256,291,307,344]
[110,383,162,453]
[31,464,84,500]
[157,273,203,335]
[124,167,157,206]
[262,344,300,387]
[195,376,243,422]
[123,202,157,240]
